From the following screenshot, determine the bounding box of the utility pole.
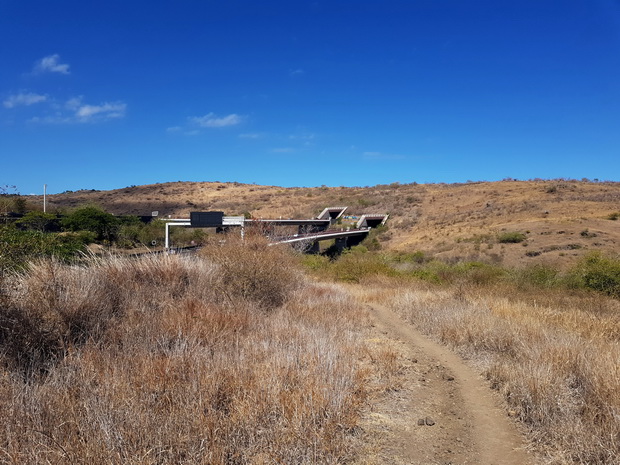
[43,184,47,213]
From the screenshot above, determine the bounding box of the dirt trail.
[360,302,534,465]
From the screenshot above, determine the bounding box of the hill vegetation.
[23,179,620,269]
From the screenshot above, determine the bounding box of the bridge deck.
[271,228,369,245]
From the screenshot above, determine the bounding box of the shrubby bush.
[16,211,60,232]
[571,252,620,297]
[200,232,300,309]
[497,231,527,243]
[61,205,119,241]
[0,226,91,271]
[512,264,560,289]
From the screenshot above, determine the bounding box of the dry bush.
[0,249,365,463]
[386,286,620,464]
[199,232,301,310]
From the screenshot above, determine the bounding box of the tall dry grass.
[0,239,366,464]
[356,278,620,464]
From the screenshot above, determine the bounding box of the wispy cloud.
[190,112,244,128]
[66,96,126,121]
[272,147,296,153]
[75,102,126,120]
[3,92,47,108]
[28,96,126,124]
[363,151,405,161]
[289,68,305,76]
[34,54,70,75]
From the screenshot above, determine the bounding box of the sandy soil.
[357,301,535,465]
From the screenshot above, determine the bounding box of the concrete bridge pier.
[308,241,321,254]
[335,237,348,253]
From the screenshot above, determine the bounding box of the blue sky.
[1,1,619,194]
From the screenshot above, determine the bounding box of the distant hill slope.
[34,180,620,268]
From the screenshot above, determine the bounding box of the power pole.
[43,184,47,213]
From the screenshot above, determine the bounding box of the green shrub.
[326,251,397,283]
[170,226,208,247]
[16,211,60,232]
[300,253,330,272]
[408,251,427,264]
[456,261,506,286]
[0,226,89,271]
[497,231,527,243]
[138,219,166,246]
[607,212,619,221]
[571,252,620,297]
[512,264,559,289]
[62,206,119,241]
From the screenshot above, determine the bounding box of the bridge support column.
[335,237,348,253]
[308,241,320,254]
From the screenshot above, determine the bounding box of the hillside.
[35,179,620,268]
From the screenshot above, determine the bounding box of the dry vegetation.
[353,275,620,464]
[9,179,620,464]
[36,179,620,268]
[0,236,368,464]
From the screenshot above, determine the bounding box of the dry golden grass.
[0,241,368,464]
[36,179,620,269]
[354,277,620,464]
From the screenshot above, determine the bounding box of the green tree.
[12,197,28,214]
[62,206,119,242]
[16,211,60,232]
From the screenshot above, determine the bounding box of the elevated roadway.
[270,228,370,253]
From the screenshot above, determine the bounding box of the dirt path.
[359,302,534,465]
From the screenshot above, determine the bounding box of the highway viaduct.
[164,207,388,253]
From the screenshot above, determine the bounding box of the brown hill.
[35,180,620,268]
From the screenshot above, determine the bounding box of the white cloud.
[27,97,126,124]
[166,126,182,133]
[3,92,47,108]
[34,54,70,75]
[75,102,126,120]
[190,112,244,128]
[272,147,296,153]
[289,68,305,76]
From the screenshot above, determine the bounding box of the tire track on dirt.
[363,302,534,465]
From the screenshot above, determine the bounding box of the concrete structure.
[164,215,244,249]
[245,218,330,234]
[356,214,389,229]
[316,207,348,223]
[270,228,369,253]
[163,207,387,253]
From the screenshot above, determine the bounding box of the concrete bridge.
[164,207,387,253]
[269,227,370,253]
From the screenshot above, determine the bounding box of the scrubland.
[4,178,620,464]
[344,257,620,464]
[0,236,368,464]
[36,179,620,269]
